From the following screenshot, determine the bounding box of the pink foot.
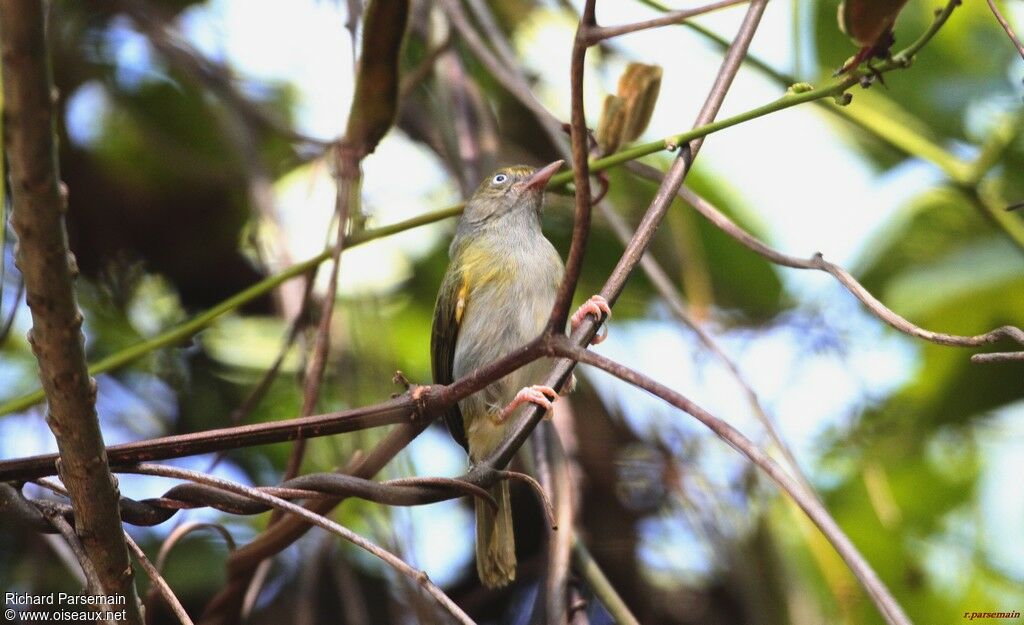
[496,385,558,422]
[571,295,612,344]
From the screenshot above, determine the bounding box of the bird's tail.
[475,479,516,588]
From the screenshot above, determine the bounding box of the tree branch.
[124,532,195,625]
[129,463,476,625]
[986,0,1024,60]
[0,2,142,620]
[0,35,948,419]
[552,341,912,625]
[0,394,423,482]
[627,160,1024,360]
[584,0,750,44]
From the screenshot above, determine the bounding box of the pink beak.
[522,160,564,191]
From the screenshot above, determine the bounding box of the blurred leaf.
[854,187,992,294]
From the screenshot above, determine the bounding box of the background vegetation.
[1,0,1023,624]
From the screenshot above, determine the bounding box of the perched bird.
[431,161,610,588]
[837,0,911,74]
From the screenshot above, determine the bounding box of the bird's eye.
[491,173,509,185]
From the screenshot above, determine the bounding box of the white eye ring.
[492,173,509,185]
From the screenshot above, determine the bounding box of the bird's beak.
[523,160,564,191]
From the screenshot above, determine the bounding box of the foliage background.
[1,0,1022,623]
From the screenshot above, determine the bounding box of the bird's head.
[463,160,564,223]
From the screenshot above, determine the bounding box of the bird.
[430,160,610,588]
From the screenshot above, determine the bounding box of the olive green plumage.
[430,162,564,588]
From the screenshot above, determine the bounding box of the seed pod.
[838,0,909,52]
[595,62,663,154]
[596,94,627,154]
[618,63,663,145]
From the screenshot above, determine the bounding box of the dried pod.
[596,94,627,154]
[837,0,910,72]
[617,62,663,145]
[594,62,663,154]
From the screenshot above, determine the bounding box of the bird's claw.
[496,385,559,422]
[571,295,612,344]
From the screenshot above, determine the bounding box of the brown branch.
[584,0,751,44]
[41,503,106,596]
[280,158,355,482]
[552,340,912,625]
[199,338,547,623]
[627,161,1024,360]
[0,2,143,620]
[128,463,477,625]
[399,34,453,97]
[595,197,815,494]
[124,532,195,625]
[486,0,772,470]
[986,0,1024,60]
[546,0,600,336]
[439,0,568,151]
[250,2,409,607]
[0,394,421,482]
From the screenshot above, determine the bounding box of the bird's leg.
[496,385,559,422]
[571,294,612,344]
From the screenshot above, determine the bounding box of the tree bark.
[0,2,142,621]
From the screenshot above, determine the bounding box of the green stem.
[1,7,955,416]
[0,251,331,416]
[664,0,973,181]
[571,534,641,625]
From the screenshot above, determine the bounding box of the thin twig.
[126,463,477,625]
[596,194,815,494]
[41,503,106,596]
[0,277,23,346]
[628,161,1024,360]
[206,271,316,473]
[280,154,357,482]
[399,34,453,97]
[439,0,568,151]
[547,0,599,337]
[156,522,237,571]
[553,340,912,625]
[585,0,751,43]
[0,35,949,418]
[986,0,1024,60]
[125,532,196,625]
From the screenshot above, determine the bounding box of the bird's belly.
[452,266,557,459]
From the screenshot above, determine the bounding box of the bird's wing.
[431,263,469,450]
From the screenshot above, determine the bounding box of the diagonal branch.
[0,36,955,419]
[124,532,195,625]
[987,0,1024,60]
[626,161,1024,360]
[492,0,771,471]
[595,197,815,493]
[553,340,912,625]
[0,2,143,620]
